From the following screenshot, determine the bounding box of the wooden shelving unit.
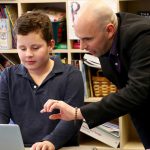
[0,0,147,149]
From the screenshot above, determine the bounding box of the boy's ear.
[48,39,55,51]
[48,39,55,49]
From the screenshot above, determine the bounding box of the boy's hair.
[13,11,53,44]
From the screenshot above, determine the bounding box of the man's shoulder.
[117,12,150,45]
[117,12,150,30]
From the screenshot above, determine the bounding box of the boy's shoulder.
[1,64,23,76]
[62,61,81,75]
[52,56,80,73]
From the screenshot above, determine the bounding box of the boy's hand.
[30,141,55,150]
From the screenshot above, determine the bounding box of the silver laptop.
[0,124,25,150]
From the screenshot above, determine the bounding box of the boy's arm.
[42,70,84,149]
[0,70,11,123]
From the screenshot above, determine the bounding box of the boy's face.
[17,32,52,72]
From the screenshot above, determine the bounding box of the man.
[0,12,84,150]
[41,0,150,149]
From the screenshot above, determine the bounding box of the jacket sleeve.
[42,69,84,149]
[0,69,11,123]
[80,33,150,129]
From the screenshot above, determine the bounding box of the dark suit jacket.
[80,12,150,148]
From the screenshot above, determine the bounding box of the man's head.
[74,0,118,57]
[13,11,53,45]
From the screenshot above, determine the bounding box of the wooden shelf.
[0,1,146,149]
[0,0,18,4]
[0,49,68,54]
[52,50,68,53]
[85,97,102,103]
[123,141,144,150]
[70,49,89,53]
[0,49,18,53]
[19,0,66,3]
[119,0,135,1]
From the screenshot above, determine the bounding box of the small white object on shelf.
[83,54,101,69]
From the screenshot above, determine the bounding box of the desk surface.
[25,146,88,150]
[25,146,113,150]
[25,146,87,150]
[25,146,93,150]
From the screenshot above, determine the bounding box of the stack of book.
[83,54,101,69]
[80,121,120,148]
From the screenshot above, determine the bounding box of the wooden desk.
[25,147,87,150]
[25,146,113,150]
[25,147,90,150]
[25,146,88,150]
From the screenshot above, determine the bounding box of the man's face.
[74,21,111,57]
[17,32,51,72]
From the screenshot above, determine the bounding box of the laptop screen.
[0,124,25,150]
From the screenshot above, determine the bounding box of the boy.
[0,12,84,150]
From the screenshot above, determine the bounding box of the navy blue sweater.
[0,56,84,149]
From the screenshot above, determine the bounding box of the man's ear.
[48,39,55,52]
[106,23,115,39]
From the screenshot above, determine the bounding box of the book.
[79,60,87,98]
[0,18,12,50]
[68,0,119,39]
[0,54,14,68]
[87,67,93,97]
[5,5,18,28]
[99,122,119,138]
[68,0,87,39]
[80,121,120,148]
[71,59,79,69]
[79,60,91,98]
[0,53,19,65]
[0,63,4,71]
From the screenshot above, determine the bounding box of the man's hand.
[30,141,55,150]
[40,100,83,121]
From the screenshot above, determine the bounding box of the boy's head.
[13,11,53,44]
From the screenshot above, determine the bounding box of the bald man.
[41,0,150,149]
